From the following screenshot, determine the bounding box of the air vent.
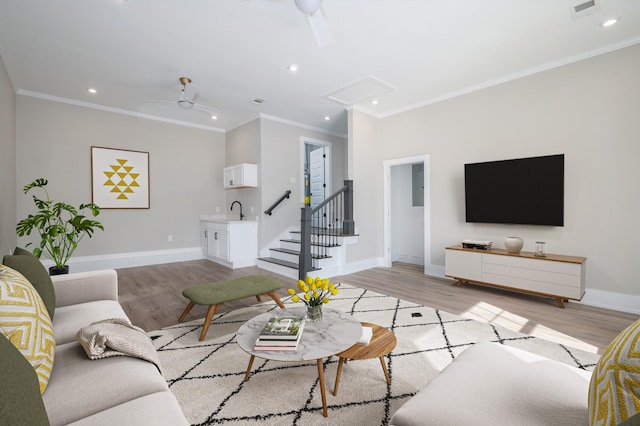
[571,0,599,20]
[251,98,266,105]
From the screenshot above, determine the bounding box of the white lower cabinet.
[202,220,257,268]
[445,245,586,308]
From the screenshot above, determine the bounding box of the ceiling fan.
[145,77,221,117]
[294,0,332,48]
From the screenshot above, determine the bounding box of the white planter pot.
[504,237,524,254]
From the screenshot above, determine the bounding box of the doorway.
[300,138,332,207]
[383,154,430,274]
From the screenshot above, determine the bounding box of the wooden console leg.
[178,302,194,322]
[555,298,565,309]
[268,292,286,309]
[199,304,220,341]
[456,279,463,287]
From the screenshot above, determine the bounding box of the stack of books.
[253,316,305,352]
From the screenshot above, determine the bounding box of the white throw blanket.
[77,318,162,374]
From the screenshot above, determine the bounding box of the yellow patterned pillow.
[589,319,640,425]
[0,264,56,394]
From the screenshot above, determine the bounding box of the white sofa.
[43,270,188,425]
[391,342,592,426]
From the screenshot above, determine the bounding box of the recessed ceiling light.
[371,99,379,105]
[324,116,331,121]
[288,64,299,72]
[601,17,620,27]
[211,115,218,120]
[87,88,97,94]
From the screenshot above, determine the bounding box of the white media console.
[445,245,586,308]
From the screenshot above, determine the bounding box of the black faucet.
[230,201,244,220]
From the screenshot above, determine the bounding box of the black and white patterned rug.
[148,284,599,426]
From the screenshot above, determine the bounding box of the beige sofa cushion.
[67,391,189,426]
[391,342,592,426]
[43,341,168,426]
[53,300,128,345]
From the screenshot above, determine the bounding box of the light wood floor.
[117,260,637,355]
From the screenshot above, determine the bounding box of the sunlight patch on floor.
[462,301,599,354]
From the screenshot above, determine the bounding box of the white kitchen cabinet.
[202,218,257,268]
[223,163,257,189]
[445,245,586,308]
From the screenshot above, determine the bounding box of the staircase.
[257,228,357,280]
[258,180,357,280]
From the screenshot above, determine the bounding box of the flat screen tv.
[464,154,564,226]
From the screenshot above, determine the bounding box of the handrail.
[298,180,354,280]
[264,190,292,216]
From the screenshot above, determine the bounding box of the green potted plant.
[16,178,104,275]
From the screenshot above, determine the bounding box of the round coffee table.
[236,307,362,417]
[332,322,397,396]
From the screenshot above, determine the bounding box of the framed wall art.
[91,146,150,209]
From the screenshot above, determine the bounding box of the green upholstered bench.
[178,275,285,341]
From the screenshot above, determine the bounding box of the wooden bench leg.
[199,304,220,341]
[268,292,286,309]
[178,302,195,322]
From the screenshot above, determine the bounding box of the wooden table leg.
[317,359,328,417]
[379,356,391,384]
[333,357,345,396]
[244,355,255,381]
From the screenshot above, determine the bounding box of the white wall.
[349,44,640,311]
[15,96,225,262]
[225,118,261,222]
[0,54,16,257]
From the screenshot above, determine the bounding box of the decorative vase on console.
[504,237,524,254]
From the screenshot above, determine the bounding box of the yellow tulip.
[304,293,310,301]
[322,297,330,304]
[329,284,335,291]
[313,291,320,299]
[311,283,317,291]
[287,288,296,295]
[291,295,300,302]
[303,285,309,292]
[298,280,305,290]
[306,276,313,285]
[331,289,339,296]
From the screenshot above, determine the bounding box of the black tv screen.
[464,154,564,226]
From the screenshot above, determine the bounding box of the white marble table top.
[236,307,362,361]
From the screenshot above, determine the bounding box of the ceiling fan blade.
[307,8,332,48]
[193,103,222,115]
[143,99,177,105]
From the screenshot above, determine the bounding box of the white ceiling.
[1,0,639,136]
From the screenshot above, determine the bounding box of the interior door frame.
[299,137,332,205]
[383,154,431,274]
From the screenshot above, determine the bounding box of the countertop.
[200,214,257,224]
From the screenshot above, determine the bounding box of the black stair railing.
[298,180,354,280]
[264,190,291,216]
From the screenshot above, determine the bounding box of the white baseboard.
[579,289,640,315]
[41,247,204,273]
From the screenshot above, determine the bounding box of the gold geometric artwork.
[102,158,140,200]
[92,146,149,209]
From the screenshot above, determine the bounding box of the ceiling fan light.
[178,100,193,109]
[295,0,322,15]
